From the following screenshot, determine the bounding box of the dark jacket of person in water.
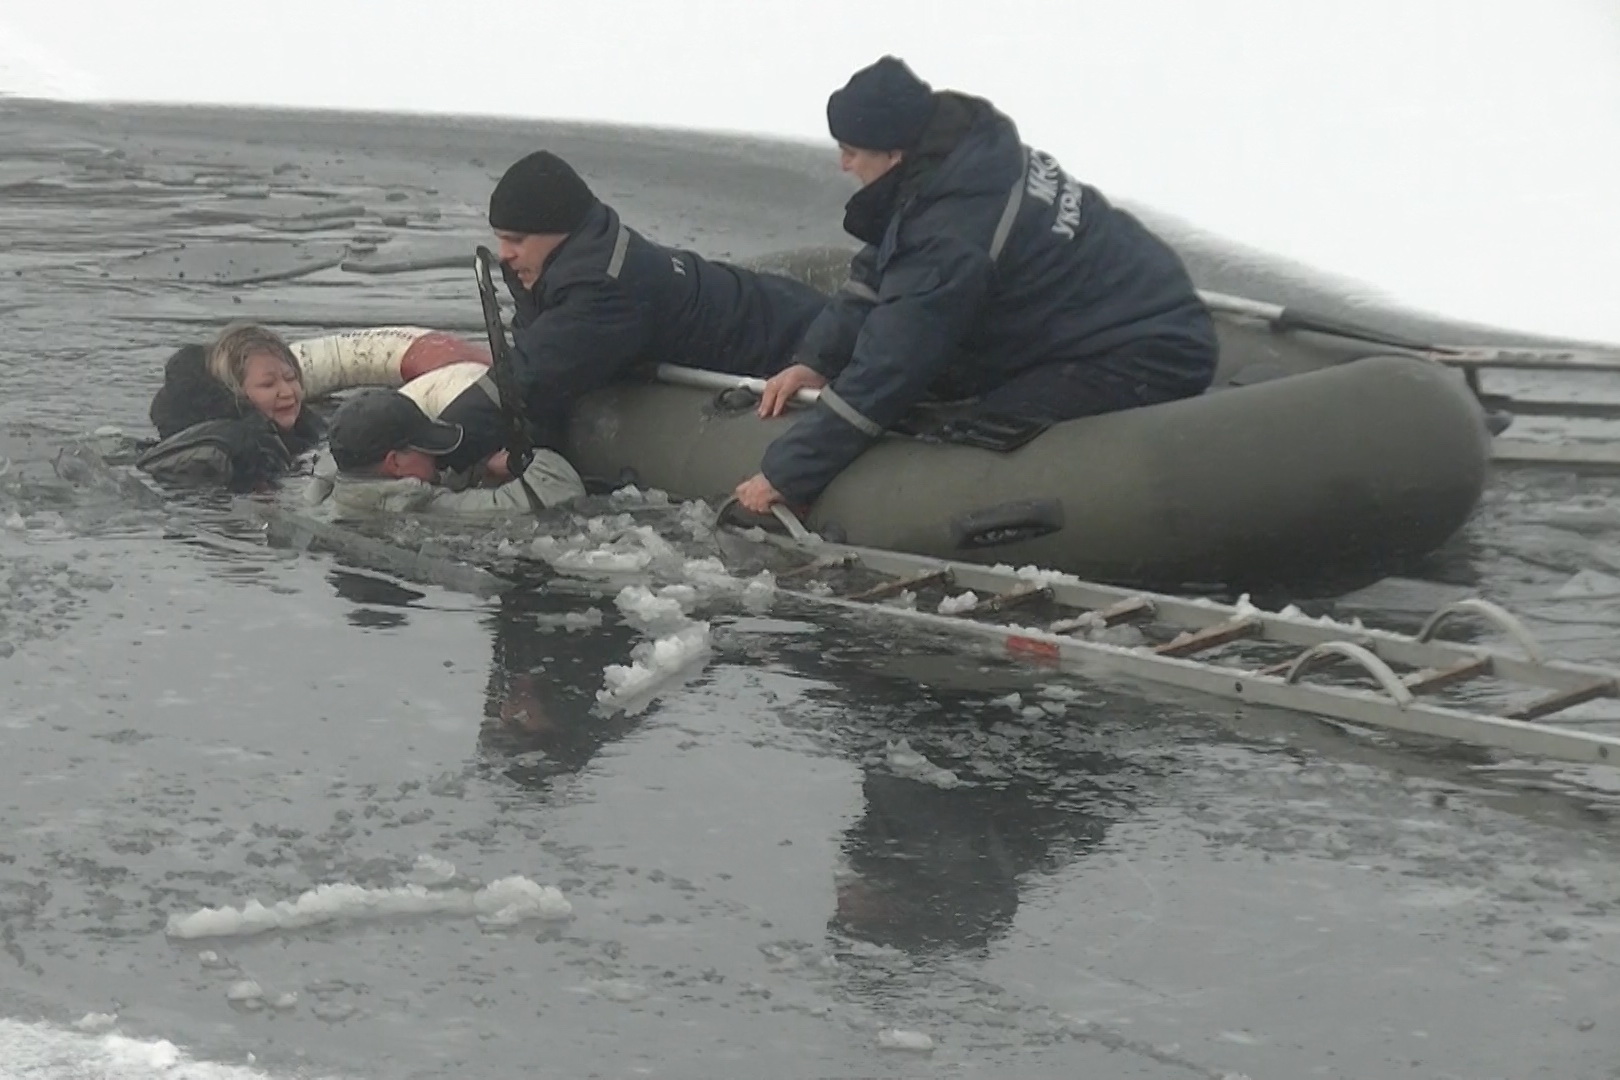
[757,56,1220,505]
[487,151,828,452]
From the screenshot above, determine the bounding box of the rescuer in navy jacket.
[733,56,1218,513]
[488,151,827,453]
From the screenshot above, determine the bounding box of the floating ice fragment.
[885,738,962,789]
[225,980,263,1002]
[166,875,572,939]
[408,853,457,884]
[72,1012,117,1032]
[615,584,696,627]
[103,1034,181,1069]
[563,607,604,630]
[597,623,712,704]
[877,1028,934,1052]
[582,978,649,1002]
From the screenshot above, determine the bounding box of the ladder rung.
[980,582,1052,614]
[1050,595,1156,635]
[778,553,856,580]
[1153,616,1261,658]
[1506,678,1619,722]
[845,567,953,602]
[1402,656,1493,695]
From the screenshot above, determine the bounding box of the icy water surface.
[3,98,1620,1079]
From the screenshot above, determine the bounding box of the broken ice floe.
[405,853,458,885]
[614,583,699,629]
[165,873,572,940]
[885,738,964,789]
[877,1028,935,1052]
[596,623,713,706]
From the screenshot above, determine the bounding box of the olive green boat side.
[566,353,1491,591]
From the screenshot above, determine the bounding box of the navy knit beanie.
[488,151,599,235]
[826,56,936,152]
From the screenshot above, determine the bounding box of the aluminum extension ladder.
[728,504,1620,768]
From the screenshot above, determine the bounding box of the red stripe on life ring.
[400,332,491,381]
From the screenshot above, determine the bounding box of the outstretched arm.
[757,234,992,505]
[509,286,654,451]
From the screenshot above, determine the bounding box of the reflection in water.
[833,762,1115,956]
[475,587,646,790]
[761,624,1143,959]
[326,568,424,630]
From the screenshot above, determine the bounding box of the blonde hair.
[206,323,302,398]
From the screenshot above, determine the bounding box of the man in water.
[732,56,1220,513]
[487,151,828,451]
[306,389,584,516]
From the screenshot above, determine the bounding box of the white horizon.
[5,0,1618,343]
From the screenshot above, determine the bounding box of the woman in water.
[138,322,491,490]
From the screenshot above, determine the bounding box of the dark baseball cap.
[329,389,464,472]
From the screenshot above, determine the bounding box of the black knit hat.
[329,389,463,472]
[488,151,599,235]
[826,56,936,152]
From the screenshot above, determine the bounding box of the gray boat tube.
[566,351,1491,592]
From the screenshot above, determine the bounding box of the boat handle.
[714,496,816,543]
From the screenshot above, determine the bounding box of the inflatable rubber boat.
[565,344,1489,592]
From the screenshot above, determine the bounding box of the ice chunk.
[103,1035,182,1070]
[877,1028,935,1052]
[885,738,963,789]
[739,572,776,612]
[564,608,605,630]
[165,875,572,940]
[407,854,457,884]
[225,980,264,1003]
[938,591,979,615]
[615,583,698,628]
[581,978,649,1002]
[596,623,712,704]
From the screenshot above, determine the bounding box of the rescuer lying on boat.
[137,323,508,491]
[303,388,584,517]
[486,150,829,452]
[732,56,1221,514]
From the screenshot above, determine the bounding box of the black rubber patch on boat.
[894,412,1052,452]
[949,498,1066,549]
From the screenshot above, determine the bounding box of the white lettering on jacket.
[1025,150,1084,240]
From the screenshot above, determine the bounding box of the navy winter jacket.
[505,203,826,451]
[761,93,1217,503]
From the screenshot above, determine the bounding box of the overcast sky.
[5,0,1619,342]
